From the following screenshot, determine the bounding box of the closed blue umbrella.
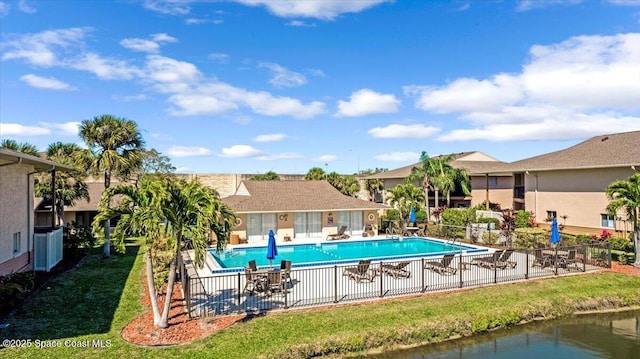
[409,207,416,224]
[550,218,561,246]
[266,229,278,267]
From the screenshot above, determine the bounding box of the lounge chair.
[471,250,506,270]
[532,248,552,268]
[497,249,517,269]
[379,261,411,278]
[343,259,376,282]
[424,254,457,275]
[327,225,349,241]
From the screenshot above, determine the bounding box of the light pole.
[324,163,328,180]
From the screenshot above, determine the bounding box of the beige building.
[0,148,71,276]
[222,180,388,243]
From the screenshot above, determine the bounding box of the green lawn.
[2,240,640,359]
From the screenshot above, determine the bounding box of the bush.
[441,208,476,227]
[476,217,500,227]
[0,272,35,315]
[608,236,633,252]
[415,209,428,223]
[482,231,499,245]
[515,210,531,228]
[64,221,96,258]
[617,252,631,265]
[385,209,400,221]
[514,228,547,249]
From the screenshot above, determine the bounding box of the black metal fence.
[180,242,611,317]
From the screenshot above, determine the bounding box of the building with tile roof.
[222,180,388,243]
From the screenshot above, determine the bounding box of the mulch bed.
[121,261,640,346]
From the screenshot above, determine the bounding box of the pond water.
[368,310,640,359]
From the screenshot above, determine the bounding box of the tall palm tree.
[361,168,385,202]
[76,114,144,258]
[407,151,439,221]
[1,139,39,156]
[606,173,640,267]
[442,164,471,208]
[94,176,236,328]
[35,142,89,225]
[305,167,326,180]
[327,172,361,197]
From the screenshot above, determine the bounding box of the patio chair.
[343,259,376,282]
[379,261,411,278]
[248,260,258,271]
[265,270,285,295]
[558,249,582,271]
[532,248,552,268]
[327,225,349,241]
[424,254,457,275]
[471,250,506,270]
[243,267,265,295]
[280,260,292,285]
[497,249,517,269]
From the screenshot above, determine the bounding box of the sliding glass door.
[246,213,277,242]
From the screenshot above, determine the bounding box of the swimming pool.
[209,237,487,272]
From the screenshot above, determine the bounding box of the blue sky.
[1,0,639,175]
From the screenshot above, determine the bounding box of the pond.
[368,309,640,359]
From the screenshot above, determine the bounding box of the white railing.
[33,227,63,271]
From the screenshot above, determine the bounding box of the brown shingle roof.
[503,130,640,172]
[35,181,122,212]
[222,180,388,213]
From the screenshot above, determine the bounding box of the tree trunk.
[159,253,178,328]
[145,249,163,327]
[634,226,640,267]
[103,172,111,258]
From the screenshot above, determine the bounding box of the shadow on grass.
[1,243,140,340]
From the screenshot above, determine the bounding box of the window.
[601,214,615,228]
[488,176,498,187]
[13,232,21,254]
[546,211,557,221]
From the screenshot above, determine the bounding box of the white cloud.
[232,0,391,20]
[0,27,88,67]
[18,0,36,13]
[20,74,76,90]
[408,33,640,142]
[39,121,80,136]
[151,33,177,43]
[253,133,287,142]
[306,68,325,77]
[69,52,139,80]
[209,53,229,63]
[120,33,176,53]
[0,123,50,136]
[142,0,190,15]
[175,166,192,173]
[336,89,400,117]
[374,152,420,162]
[314,155,338,162]
[112,94,148,102]
[0,2,10,17]
[287,20,316,27]
[167,145,212,157]
[516,0,583,11]
[220,145,262,158]
[256,152,303,160]
[259,62,307,88]
[368,124,440,138]
[607,0,640,5]
[143,54,201,85]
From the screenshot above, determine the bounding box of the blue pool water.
[209,237,486,272]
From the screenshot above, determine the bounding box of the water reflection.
[368,310,640,359]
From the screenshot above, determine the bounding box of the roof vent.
[601,136,609,142]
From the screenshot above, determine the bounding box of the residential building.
[222,180,388,243]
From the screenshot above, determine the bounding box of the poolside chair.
[532,248,552,268]
[497,249,517,269]
[471,250,506,270]
[379,261,411,278]
[280,260,292,285]
[343,259,376,282]
[243,267,265,295]
[327,225,349,241]
[424,254,457,275]
[558,249,582,271]
[248,260,258,271]
[265,270,285,295]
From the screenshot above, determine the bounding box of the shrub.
[515,210,531,228]
[617,252,630,265]
[441,208,475,227]
[476,217,500,227]
[608,236,633,252]
[514,228,547,249]
[482,231,499,245]
[385,209,400,220]
[0,272,35,315]
[415,209,427,223]
[64,221,96,258]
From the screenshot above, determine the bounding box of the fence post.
[607,242,611,268]
[493,255,498,284]
[237,272,242,314]
[525,248,529,279]
[459,253,463,288]
[185,269,191,318]
[421,258,426,292]
[334,265,338,303]
[582,244,587,272]
[554,247,558,275]
[379,261,384,298]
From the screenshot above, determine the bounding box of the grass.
[2,239,640,359]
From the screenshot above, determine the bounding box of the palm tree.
[305,167,326,180]
[326,172,361,197]
[386,183,425,228]
[35,142,89,225]
[407,151,439,221]
[606,173,640,267]
[1,139,39,156]
[442,164,471,207]
[250,171,280,181]
[361,168,385,202]
[94,176,236,328]
[76,114,144,258]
